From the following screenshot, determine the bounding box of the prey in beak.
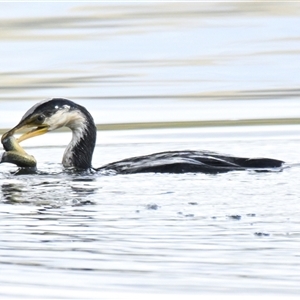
[0,113,47,168]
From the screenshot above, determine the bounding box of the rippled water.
[1,127,300,298]
[1,2,300,299]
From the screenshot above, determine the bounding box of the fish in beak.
[1,115,47,167]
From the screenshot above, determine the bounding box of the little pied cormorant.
[1,98,284,174]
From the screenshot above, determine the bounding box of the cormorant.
[1,98,284,173]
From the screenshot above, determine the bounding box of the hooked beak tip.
[1,127,18,144]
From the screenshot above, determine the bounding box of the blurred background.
[1,2,300,131]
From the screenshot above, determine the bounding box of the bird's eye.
[36,115,45,123]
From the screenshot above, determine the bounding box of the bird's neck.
[62,107,97,170]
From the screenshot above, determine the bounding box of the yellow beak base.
[17,126,49,143]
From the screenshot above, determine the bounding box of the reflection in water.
[0,174,98,206]
[1,183,26,204]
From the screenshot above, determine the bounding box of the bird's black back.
[97,150,284,174]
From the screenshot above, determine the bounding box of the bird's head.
[1,98,89,144]
[2,98,96,169]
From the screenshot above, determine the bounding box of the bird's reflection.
[0,174,99,206]
[1,182,27,204]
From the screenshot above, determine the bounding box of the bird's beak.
[1,118,49,144]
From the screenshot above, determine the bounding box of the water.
[1,2,300,299]
[1,127,300,298]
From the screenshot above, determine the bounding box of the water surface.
[1,127,300,298]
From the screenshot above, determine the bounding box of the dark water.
[1,3,300,299]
